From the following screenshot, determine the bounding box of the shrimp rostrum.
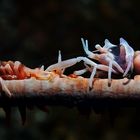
[46,37,135,88]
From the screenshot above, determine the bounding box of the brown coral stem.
[1,73,140,108]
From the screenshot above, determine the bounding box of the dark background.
[1,0,140,140]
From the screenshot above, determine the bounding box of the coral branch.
[1,72,140,108]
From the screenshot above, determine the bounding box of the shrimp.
[46,38,135,87]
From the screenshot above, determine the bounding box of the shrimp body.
[46,38,135,87]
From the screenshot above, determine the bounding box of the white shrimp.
[46,38,134,88]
